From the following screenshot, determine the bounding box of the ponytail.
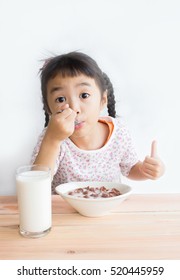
[44,111,49,127]
[103,73,116,118]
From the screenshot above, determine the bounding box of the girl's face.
[46,73,107,141]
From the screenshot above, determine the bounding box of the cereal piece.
[83,190,88,195]
[100,186,106,192]
[74,188,83,193]
[101,193,109,198]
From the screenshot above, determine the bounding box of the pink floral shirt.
[31,117,139,193]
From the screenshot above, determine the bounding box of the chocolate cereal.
[67,186,121,199]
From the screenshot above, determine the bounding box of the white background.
[0,0,180,195]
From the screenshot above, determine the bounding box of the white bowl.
[55,181,132,217]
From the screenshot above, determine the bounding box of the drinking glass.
[16,165,52,238]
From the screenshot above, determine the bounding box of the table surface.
[0,194,180,260]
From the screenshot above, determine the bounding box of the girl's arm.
[33,105,76,175]
[33,133,61,175]
[127,141,165,180]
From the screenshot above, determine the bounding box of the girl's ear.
[100,90,108,110]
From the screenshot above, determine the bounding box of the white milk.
[16,170,51,234]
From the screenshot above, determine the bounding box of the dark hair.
[40,52,116,127]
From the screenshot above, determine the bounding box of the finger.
[59,107,74,119]
[139,164,156,178]
[151,140,158,158]
[144,156,159,165]
[140,169,156,180]
[67,110,76,121]
[55,104,69,114]
[143,162,158,171]
[60,109,77,122]
[53,106,72,118]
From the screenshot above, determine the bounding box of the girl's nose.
[69,101,80,114]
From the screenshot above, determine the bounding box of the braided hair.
[40,52,116,127]
[103,72,116,118]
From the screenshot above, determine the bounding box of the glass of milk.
[16,165,52,238]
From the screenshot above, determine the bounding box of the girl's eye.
[80,92,90,99]
[55,96,66,103]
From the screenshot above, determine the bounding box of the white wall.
[0,0,180,195]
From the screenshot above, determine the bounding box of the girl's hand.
[45,104,76,142]
[139,141,165,180]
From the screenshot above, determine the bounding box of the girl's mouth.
[74,120,84,130]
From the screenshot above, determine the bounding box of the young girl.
[32,51,165,193]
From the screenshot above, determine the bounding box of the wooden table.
[0,194,180,260]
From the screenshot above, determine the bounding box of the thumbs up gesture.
[140,141,165,180]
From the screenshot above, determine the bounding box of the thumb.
[151,140,158,158]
